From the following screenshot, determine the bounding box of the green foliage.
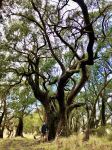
[105,125,112,141]
[40,58,56,73]
[24,113,42,134]
[8,86,36,118]
[95,126,107,137]
[6,21,30,41]
[108,132,112,141]
[18,0,32,8]
[64,51,73,67]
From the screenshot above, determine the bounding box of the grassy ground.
[0,134,112,150]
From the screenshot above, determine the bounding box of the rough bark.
[43,102,59,141]
[47,112,58,140]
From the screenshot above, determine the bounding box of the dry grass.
[0,134,112,150]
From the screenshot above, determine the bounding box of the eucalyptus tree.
[98,57,112,126]
[0,0,112,140]
[81,55,112,140]
[7,85,36,137]
[89,62,111,126]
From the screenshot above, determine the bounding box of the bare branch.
[67,65,88,105]
[73,0,95,65]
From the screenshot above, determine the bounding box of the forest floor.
[0,134,112,150]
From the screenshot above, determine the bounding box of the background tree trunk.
[101,97,106,126]
[15,117,23,137]
[0,112,5,138]
[0,128,4,138]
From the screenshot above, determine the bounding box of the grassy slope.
[0,134,112,150]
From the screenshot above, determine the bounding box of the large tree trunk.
[44,102,69,141]
[44,102,59,141]
[15,117,23,137]
[47,112,58,140]
[56,109,69,138]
